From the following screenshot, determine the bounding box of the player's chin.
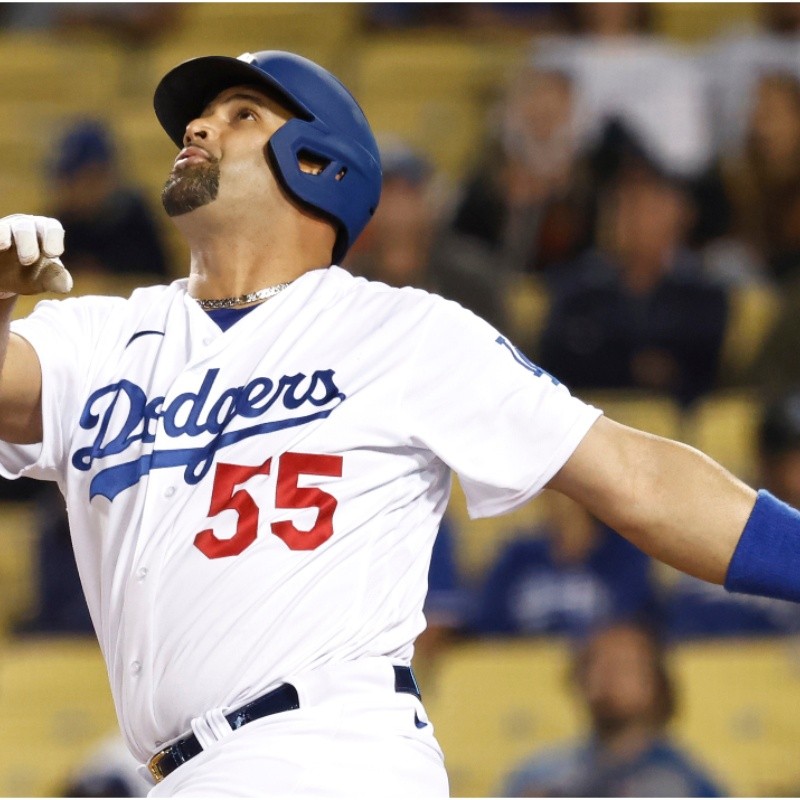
[162,164,220,217]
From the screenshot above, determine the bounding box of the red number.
[194,452,344,559]
[194,458,272,559]
[271,452,344,551]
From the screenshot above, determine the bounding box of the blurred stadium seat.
[720,284,780,385]
[354,34,526,178]
[426,639,580,797]
[0,33,122,111]
[0,637,117,797]
[684,390,761,482]
[0,502,37,634]
[580,391,684,440]
[147,2,359,95]
[504,274,550,356]
[672,637,800,796]
[652,2,761,42]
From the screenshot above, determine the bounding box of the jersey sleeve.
[400,297,601,519]
[0,295,124,483]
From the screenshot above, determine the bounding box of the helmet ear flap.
[267,118,380,263]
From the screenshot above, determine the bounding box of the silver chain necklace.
[194,282,291,311]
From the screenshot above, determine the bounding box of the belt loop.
[191,708,234,751]
[393,665,421,700]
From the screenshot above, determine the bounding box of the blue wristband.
[725,490,800,603]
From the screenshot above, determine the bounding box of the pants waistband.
[148,664,420,784]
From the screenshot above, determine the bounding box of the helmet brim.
[153,55,313,148]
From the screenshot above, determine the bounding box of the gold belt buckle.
[148,748,169,783]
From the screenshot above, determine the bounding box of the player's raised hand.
[0,214,73,296]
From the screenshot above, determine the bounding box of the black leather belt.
[148,665,421,783]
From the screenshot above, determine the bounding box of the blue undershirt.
[205,305,259,332]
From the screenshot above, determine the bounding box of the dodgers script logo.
[72,368,346,501]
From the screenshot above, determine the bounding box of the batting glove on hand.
[0,214,73,297]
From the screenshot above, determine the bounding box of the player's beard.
[161,160,221,217]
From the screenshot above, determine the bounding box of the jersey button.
[130,660,142,676]
[164,486,176,498]
[203,336,213,346]
[136,567,148,582]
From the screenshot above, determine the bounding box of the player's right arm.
[0,214,73,445]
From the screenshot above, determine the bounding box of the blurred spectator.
[450,67,594,278]
[469,493,657,638]
[347,137,505,330]
[561,2,653,36]
[362,3,567,33]
[14,483,93,635]
[538,153,729,406]
[502,622,725,797]
[48,120,170,281]
[705,4,800,156]
[533,16,714,179]
[758,391,800,506]
[60,733,150,797]
[0,3,180,45]
[361,4,467,29]
[664,392,800,639]
[751,275,800,394]
[456,4,571,35]
[721,71,800,284]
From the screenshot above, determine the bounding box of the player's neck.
[176,206,335,300]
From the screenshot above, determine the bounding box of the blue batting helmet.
[153,50,382,264]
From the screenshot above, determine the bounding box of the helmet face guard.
[153,51,382,264]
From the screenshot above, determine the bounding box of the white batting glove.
[0,214,73,297]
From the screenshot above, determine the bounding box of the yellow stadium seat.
[354,36,500,178]
[652,2,761,42]
[148,3,357,88]
[671,638,800,796]
[0,33,123,111]
[580,390,683,440]
[181,2,357,53]
[720,284,780,384]
[0,637,118,797]
[0,174,46,218]
[0,503,37,633]
[684,391,761,482]
[425,639,581,797]
[504,274,550,355]
[109,108,179,195]
[363,94,484,179]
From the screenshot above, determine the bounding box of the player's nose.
[183,117,212,146]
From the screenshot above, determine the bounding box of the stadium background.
[0,2,798,796]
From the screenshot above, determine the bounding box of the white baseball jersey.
[0,265,600,762]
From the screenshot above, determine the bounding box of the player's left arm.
[547,415,764,589]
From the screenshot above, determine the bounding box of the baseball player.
[0,50,796,798]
